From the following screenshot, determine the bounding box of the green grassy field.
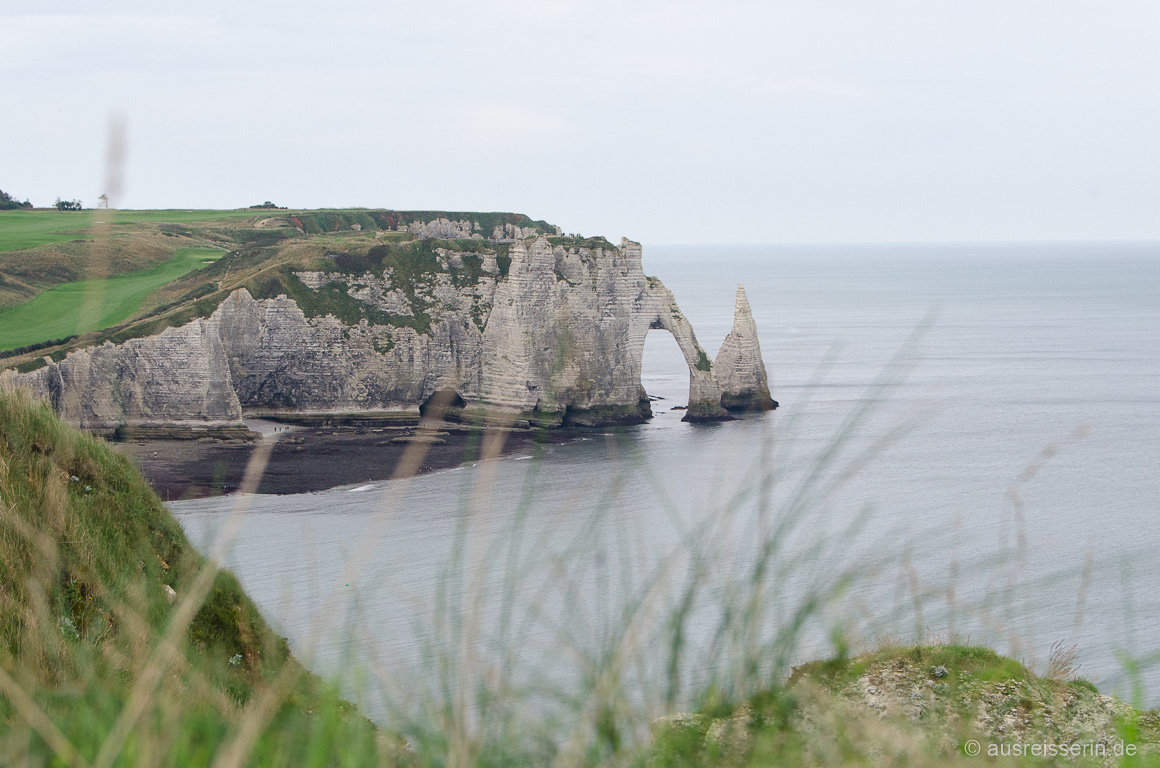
[0,247,224,350]
[0,209,257,253]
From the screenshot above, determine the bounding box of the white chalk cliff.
[4,236,776,430]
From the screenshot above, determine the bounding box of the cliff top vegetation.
[0,208,559,366]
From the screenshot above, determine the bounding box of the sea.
[172,242,1160,720]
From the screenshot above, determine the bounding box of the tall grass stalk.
[287,326,937,767]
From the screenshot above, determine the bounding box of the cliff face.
[13,320,242,430]
[2,236,776,430]
[396,217,553,242]
[478,237,728,423]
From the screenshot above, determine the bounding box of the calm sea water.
[173,243,1160,716]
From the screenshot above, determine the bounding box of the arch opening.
[641,327,690,412]
[419,388,466,421]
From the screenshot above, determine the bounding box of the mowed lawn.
[0,209,258,252]
[0,248,223,350]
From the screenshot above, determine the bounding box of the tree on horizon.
[53,197,83,211]
[0,188,32,210]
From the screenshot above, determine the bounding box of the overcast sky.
[2,1,1158,244]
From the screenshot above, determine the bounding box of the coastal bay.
[172,241,1160,722]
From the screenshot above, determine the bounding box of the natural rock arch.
[635,278,728,422]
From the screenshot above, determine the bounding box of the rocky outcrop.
[478,237,728,423]
[655,647,1150,765]
[400,218,484,240]
[715,285,777,412]
[490,222,546,241]
[2,236,776,430]
[397,217,563,242]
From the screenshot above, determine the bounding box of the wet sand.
[117,422,573,500]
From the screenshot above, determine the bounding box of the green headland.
[0,207,562,361]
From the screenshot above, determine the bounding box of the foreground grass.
[0,248,224,349]
[650,644,1160,767]
[0,391,402,766]
[2,389,1159,766]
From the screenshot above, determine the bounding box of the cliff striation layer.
[3,234,777,431]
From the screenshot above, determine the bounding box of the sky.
[2,0,1158,244]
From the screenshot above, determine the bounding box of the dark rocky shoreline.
[116,421,576,501]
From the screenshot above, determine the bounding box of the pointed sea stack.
[713,284,778,412]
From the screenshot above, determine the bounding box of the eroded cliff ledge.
[3,234,776,431]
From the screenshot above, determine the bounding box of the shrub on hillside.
[0,188,32,210]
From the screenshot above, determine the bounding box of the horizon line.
[642,238,1160,248]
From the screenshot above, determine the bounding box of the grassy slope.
[0,238,512,371]
[649,645,1160,767]
[0,210,251,319]
[0,391,401,766]
[0,210,256,253]
[0,209,556,255]
[0,208,557,359]
[0,249,223,349]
